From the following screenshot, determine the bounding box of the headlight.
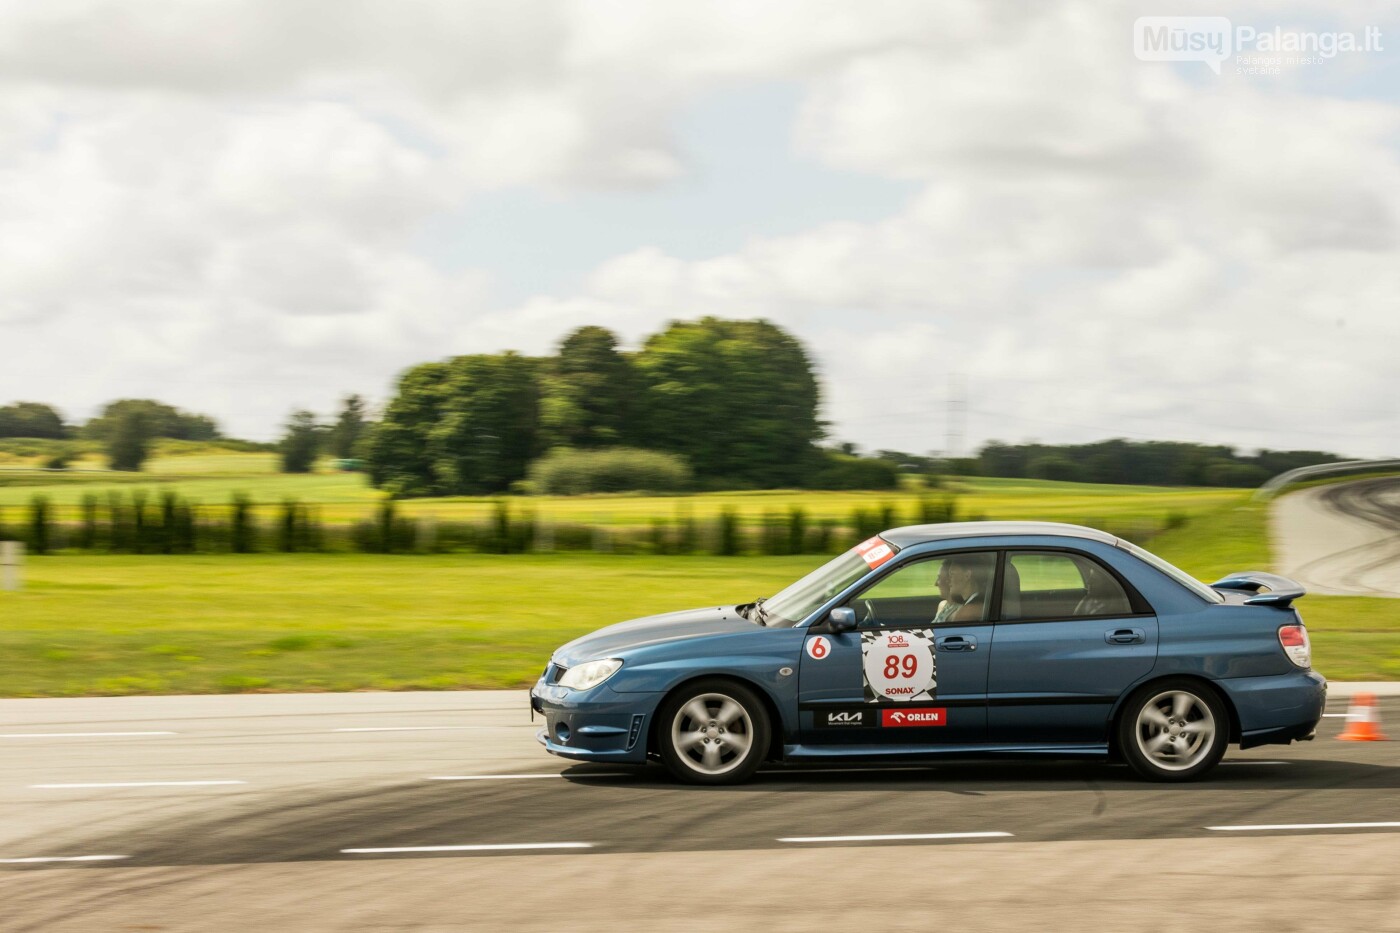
[558,658,623,690]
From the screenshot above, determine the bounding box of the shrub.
[786,507,807,555]
[760,510,786,556]
[715,508,741,556]
[918,495,959,525]
[528,447,692,495]
[230,494,255,553]
[808,452,899,490]
[27,495,50,554]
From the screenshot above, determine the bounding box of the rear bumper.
[1219,669,1326,748]
[530,679,659,764]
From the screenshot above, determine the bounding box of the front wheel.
[657,680,770,785]
[1118,679,1229,782]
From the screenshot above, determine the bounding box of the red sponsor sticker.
[881,708,947,728]
[855,536,894,569]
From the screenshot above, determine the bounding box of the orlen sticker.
[855,536,894,569]
[861,629,937,703]
[881,707,947,727]
[805,635,832,660]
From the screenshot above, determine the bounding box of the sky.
[1,0,1398,458]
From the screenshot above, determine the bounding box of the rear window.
[1116,540,1224,603]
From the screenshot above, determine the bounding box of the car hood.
[553,606,754,666]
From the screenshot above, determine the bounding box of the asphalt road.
[1275,475,1400,596]
[2,690,1398,931]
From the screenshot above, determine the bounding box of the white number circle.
[862,634,935,702]
[805,636,831,660]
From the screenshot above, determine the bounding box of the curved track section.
[1273,476,1400,597]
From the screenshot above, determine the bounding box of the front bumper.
[530,679,660,764]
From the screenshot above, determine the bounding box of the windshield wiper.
[754,597,770,626]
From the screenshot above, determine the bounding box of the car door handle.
[936,635,976,652]
[1106,628,1145,645]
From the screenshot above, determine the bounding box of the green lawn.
[0,461,1245,531]
[0,465,1395,694]
[0,554,818,696]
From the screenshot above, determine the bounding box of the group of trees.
[278,395,369,473]
[0,402,68,439]
[368,318,826,496]
[0,400,221,444]
[955,439,1346,488]
[0,399,226,471]
[3,324,1356,494]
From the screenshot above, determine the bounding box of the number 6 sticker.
[806,636,831,660]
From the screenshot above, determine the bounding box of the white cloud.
[0,0,1396,456]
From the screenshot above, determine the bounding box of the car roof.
[880,521,1121,549]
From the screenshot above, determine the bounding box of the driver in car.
[932,560,963,623]
[939,555,994,623]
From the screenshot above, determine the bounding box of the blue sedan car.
[531,522,1324,784]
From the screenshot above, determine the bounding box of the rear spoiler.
[1210,571,1306,608]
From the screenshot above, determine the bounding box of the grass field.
[1,496,1396,695]
[0,448,1395,694]
[0,456,1245,531]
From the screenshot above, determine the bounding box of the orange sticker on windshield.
[855,536,894,569]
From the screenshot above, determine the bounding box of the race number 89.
[883,654,918,678]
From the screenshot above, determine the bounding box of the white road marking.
[31,781,246,789]
[428,773,631,781]
[1322,713,1350,718]
[335,726,472,733]
[0,855,129,864]
[1207,822,1400,832]
[1,732,177,738]
[779,832,1013,844]
[342,843,594,854]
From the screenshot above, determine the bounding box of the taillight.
[1278,624,1311,669]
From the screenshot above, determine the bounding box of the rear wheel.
[1118,679,1228,782]
[657,680,769,785]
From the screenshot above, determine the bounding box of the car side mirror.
[828,607,857,633]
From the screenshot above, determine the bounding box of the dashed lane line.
[31,781,247,789]
[428,773,632,781]
[0,855,129,864]
[1,732,177,738]
[342,843,594,854]
[334,726,477,733]
[1207,822,1400,832]
[779,832,1013,844]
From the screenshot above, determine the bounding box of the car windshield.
[760,539,894,627]
[1116,539,1224,603]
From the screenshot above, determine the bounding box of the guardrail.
[1253,459,1400,501]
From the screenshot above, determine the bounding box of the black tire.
[656,679,770,785]
[1117,678,1229,782]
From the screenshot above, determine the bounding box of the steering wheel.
[853,598,878,625]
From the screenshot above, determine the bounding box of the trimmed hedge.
[528,447,692,495]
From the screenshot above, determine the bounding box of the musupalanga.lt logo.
[1134,17,1384,74]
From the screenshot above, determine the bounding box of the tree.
[0,402,68,439]
[108,410,152,471]
[329,394,369,459]
[633,318,822,487]
[369,353,540,496]
[539,326,635,449]
[83,400,220,442]
[280,410,322,474]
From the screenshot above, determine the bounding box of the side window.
[1002,551,1133,621]
[849,552,997,627]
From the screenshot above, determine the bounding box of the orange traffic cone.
[1337,692,1387,741]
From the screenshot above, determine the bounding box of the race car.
[531,521,1324,784]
